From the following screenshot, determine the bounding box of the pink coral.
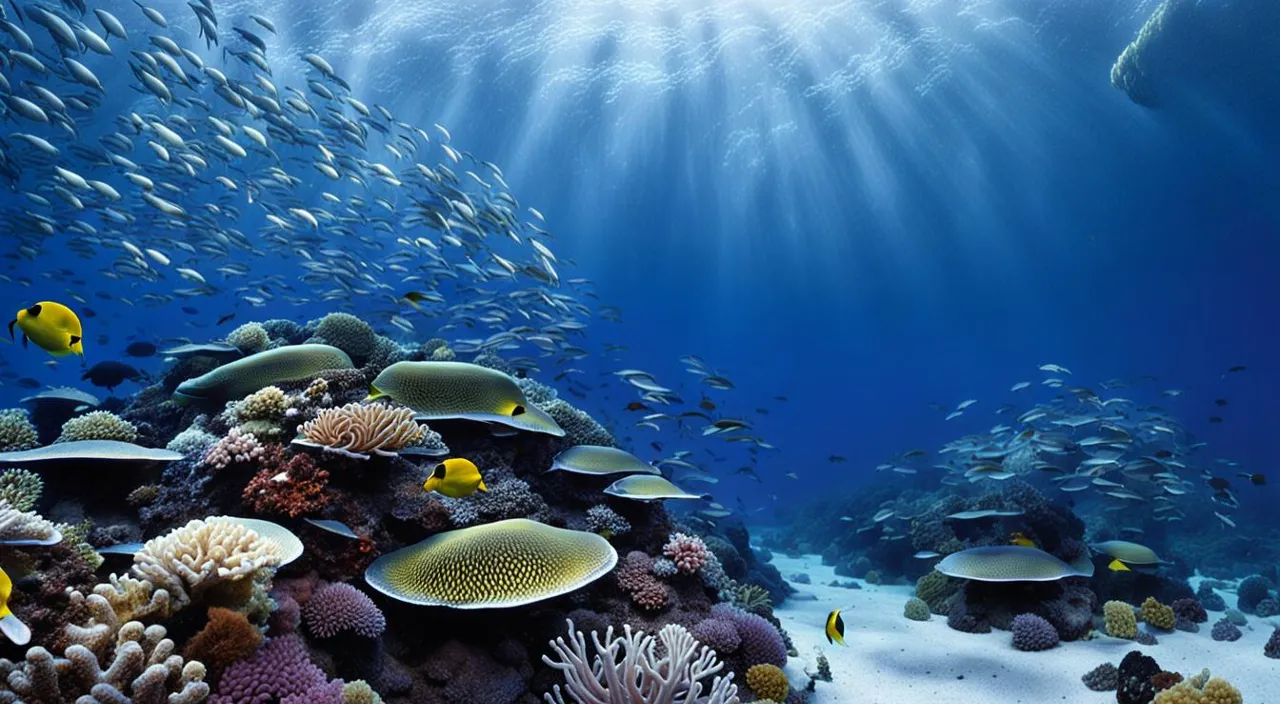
[663,532,709,575]
[203,427,266,470]
[304,582,386,639]
[212,635,327,704]
[616,551,670,611]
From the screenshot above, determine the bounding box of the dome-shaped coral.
[227,322,271,354]
[56,410,137,443]
[662,532,708,574]
[1104,600,1137,639]
[1141,597,1176,631]
[304,582,386,639]
[237,386,290,421]
[903,597,931,621]
[311,312,375,360]
[745,663,788,701]
[1011,613,1059,651]
[1236,574,1273,614]
[0,468,42,511]
[0,409,39,451]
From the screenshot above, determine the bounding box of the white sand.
[769,554,1277,703]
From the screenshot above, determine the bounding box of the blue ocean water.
[1,0,1279,699]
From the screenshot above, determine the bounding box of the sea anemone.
[295,402,424,458]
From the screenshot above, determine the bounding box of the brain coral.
[227,322,270,353]
[304,582,386,638]
[1141,597,1176,631]
[312,312,375,359]
[0,408,39,451]
[745,663,789,701]
[56,410,137,443]
[1104,600,1138,639]
[1011,613,1059,651]
[903,597,931,621]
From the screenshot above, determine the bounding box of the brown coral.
[243,452,331,518]
[183,607,263,687]
[295,402,424,458]
[1141,596,1176,631]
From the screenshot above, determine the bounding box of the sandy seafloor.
[770,554,1277,704]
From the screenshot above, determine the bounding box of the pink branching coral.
[304,582,386,639]
[663,533,709,575]
[616,551,670,611]
[202,427,266,470]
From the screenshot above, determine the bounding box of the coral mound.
[1105,600,1138,639]
[304,582,386,639]
[1140,597,1176,631]
[1152,675,1242,704]
[745,663,788,701]
[296,402,424,458]
[1010,613,1059,651]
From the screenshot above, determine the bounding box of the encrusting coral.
[242,451,331,518]
[295,402,425,458]
[542,619,740,704]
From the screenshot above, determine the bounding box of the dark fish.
[82,361,144,392]
[774,395,788,402]
[1227,366,1246,373]
[124,341,157,357]
[1153,449,1173,459]
[828,455,847,463]
[81,307,97,318]
[1208,416,1223,424]
[734,466,761,482]
[216,313,236,326]
[17,377,41,389]
[650,442,662,452]
[1206,476,1230,491]
[1237,472,1266,486]
[699,397,716,411]
[1214,399,1228,407]
[624,402,650,412]
[181,306,199,315]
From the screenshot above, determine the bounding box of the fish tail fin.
[477,479,488,492]
[6,319,13,341]
[365,385,385,401]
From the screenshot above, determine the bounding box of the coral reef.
[183,607,263,686]
[1105,600,1138,639]
[132,517,282,613]
[903,597,931,621]
[227,322,271,354]
[1172,597,1207,624]
[1152,675,1243,704]
[310,312,376,360]
[56,410,138,443]
[1140,597,1176,631]
[0,469,42,512]
[1082,662,1119,692]
[0,408,39,451]
[1265,628,1280,659]
[745,663,788,701]
[1010,613,1059,651]
[212,634,338,703]
[203,427,266,471]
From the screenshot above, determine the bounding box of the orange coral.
[183,607,263,687]
[243,452,331,518]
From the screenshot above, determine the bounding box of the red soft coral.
[663,532,708,574]
[243,451,331,518]
[616,551,670,611]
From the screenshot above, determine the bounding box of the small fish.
[1214,398,1228,407]
[216,313,236,326]
[124,341,157,357]
[913,551,942,559]
[1214,512,1236,529]
[1108,559,1130,572]
[0,567,30,645]
[828,455,847,463]
[1009,532,1036,548]
[423,458,488,498]
[9,301,84,364]
[1236,472,1266,486]
[1208,416,1223,424]
[825,609,847,646]
[1227,365,1246,373]
[303,518,360,539]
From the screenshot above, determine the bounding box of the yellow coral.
[343,680,385,704]
[1104,600,1137,639]
[56,410,137,443]
[1141,596,1176,631]
[237,385,290,421]
[745,663,789,702]
[1152,676,1242,704]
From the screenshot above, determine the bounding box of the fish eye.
[26,304,41,316]
[512,404,526,416]
[433,464,446,478]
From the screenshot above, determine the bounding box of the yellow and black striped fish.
[825,609,847,646]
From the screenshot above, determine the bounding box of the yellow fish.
[1108,558,1131,572]
[0,567,31,645]
[423,458,488,498]
[825,609,847,646]
[1009,532,1036,548]
[9,301,84,364]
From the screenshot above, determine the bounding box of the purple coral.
[662,532,708,574]
[1010,613,1059,651]
[1265,628,1280,659]
[281,680,343,704]
[212,636,328,704]
[1211,617,1242,642]
[304,582,386,639]
[1172,598,1207,624]
[710,603,787,668]
[691,618,741,655]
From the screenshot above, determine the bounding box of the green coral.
[56,519,103,570]
[342,680,385,704]
[0,408,39,451]
[734,583,773,617]
[904,597,931,621]
[915,570,958,615]
[311,312,375,359]
[864,570,883,585]
[227,322,271,353]
[1140,596,1176,631]
[429,344,456,361]
[56,411,137,443]
[1104,600,1138,639]
[0,469,43,511]
[236,386,290,421]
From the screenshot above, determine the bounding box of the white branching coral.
[0,501,61,546]
[542,619,739,704]
[295,402,424,458]
[202,427,266,470]
[131,518,282,611]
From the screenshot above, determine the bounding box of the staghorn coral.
[227,322,270,354]
[1141,597,1176,631]
[203,427,266,470]
[584,504,631,538]
[131,517,283,612]
[296,402,424,458]
[0,469,42,511]
[0,408,39,452]
[242,451,331,518]
[56,410,138,443]
[1010,613,1059,651]
[236,385,291,421]
[304,582,386,639]
[1152,675,1243,704]
[1105,600,1138,639]
[542,618,739,704]
[1083,662,1119,691]
[903,597,931,621]
[311,312,375,360]
[663,532,709,575]
[183,607,263,686]
[745,663,788,702]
